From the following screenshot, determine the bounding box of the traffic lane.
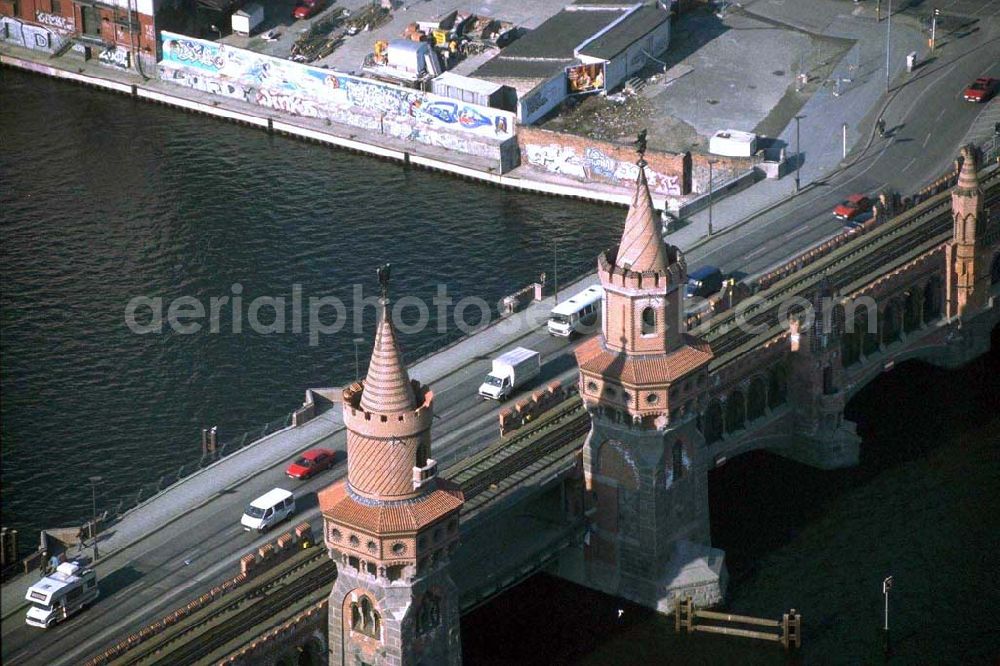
[3,331,590,663]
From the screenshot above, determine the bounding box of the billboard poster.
[566,63,605,94]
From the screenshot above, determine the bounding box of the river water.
[3,68,998,664]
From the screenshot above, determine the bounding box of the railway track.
[702,169,1000,365]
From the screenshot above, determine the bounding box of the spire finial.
[377,262,391,300]
[634,129,648,168]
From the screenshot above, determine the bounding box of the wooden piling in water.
[674,596,801,650]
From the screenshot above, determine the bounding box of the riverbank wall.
[1,48,650,211]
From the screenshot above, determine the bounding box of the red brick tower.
[946,145,992,319]
[573,144,726,612]
[320,270,463,666]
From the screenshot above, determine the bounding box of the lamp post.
[882,575,894,655]
[352,338,365,382]
[210,24,223,41]
[930,8,939,50]
[794,115,804,193]
[707,161,715,236]
[842,122,848,159]
[553,240,559,305]
[88,476,102,563]
[885,0,892,93]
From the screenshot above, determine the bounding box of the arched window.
[641,307,656,334]
[350,596,381,639]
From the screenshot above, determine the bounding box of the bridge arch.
[703,400,723,444]
[297,632,326,666]
[903,288,921,334]
[880,299,902,346]
[746,376,767,421]
[923,276,943,322]
[767,364,788,409]
[724,390,746,433]
[992,252,1000,285]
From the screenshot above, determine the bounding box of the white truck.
[25,561,99,628]
[478,347,540,400]
[231,3,264,37]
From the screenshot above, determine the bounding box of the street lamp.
[707,161,715,236]
[885,0,892,93]
[210,24,223,41]
[882,575,894,655]
[352,338,365,382]
[553,240,559,306]
[88,476,102,563]
[794,115,805,193]
[930,8,940,51]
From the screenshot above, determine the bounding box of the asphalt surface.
[2,14,998,666]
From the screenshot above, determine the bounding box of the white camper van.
[25,561,99,628]
[547,285,604,337]
[241,488,295,533]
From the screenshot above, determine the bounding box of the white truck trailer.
[25,561,99,628]
[478,347,540,400]
[231,3,264,37]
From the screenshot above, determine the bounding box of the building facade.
[319,282,464,666]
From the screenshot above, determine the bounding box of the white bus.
[547,286,604,337]
[25,561,99,628]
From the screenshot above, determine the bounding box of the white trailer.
[25,561,99,628]
[478,347,541,400]
[232,3,264,37]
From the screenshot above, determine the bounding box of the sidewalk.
[0,270,598,621]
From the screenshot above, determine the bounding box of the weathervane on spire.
[634,129,648,168]
[377,262,392,299]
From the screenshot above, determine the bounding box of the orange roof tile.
[360,300,416,414]
[575,335,713,384]
[616,167,669,274]
[320,480,463,535]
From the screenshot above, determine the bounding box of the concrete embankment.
[0,51,635,210]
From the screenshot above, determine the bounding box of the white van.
[241,488,295,533]
[547,286,604,337]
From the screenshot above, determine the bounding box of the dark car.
[286,448,337,479]
[843,210,874,232]
[833,194,872,221]
[686,265,724,298]
[962,77,999,103]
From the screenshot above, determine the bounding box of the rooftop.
[577,4,671,61]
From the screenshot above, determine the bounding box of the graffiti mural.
[524,141,681,197]
[158,31,515,142]
[35,11,75,33]
[99,46,131,70]
[0,16,64,52]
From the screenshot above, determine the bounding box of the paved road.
[2,14,997,665]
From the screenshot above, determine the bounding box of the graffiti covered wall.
[0,15,67,52]
[157,31,516,162]
[517,126,690,197]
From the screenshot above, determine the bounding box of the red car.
[962,77,998,103]
[293,0,323,20]
[286,448,338,479]
[833,194,872,220]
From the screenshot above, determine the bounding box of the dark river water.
[2,67,999,664]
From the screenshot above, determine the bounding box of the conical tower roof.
[360,300,416,414]
[616,166,669,274]
[956,145,979,194]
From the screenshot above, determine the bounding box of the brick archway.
[746,376,767,421]
[703,400,723,444]
[724,390,745,433]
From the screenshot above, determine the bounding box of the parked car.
[293,0,324,20]
[962,77,999,103]
[286,448,337,479]
[833,194,872,220]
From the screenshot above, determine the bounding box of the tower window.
[351,596,381,639]
[641,307,656,334]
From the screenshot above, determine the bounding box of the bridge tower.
[785,278,861,469]
[571,148,727,612]
[946,145,993,319]
[319,277,464,666]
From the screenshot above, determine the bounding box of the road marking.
[903,156,918,172]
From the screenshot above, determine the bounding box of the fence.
[674,596,801,650]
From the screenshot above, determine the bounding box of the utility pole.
[842,122,848,159]
[794,115,804,193]
[930,8,940,50]
[885,0,892,93]
[882,576,894,656]
[876,0,881,21]
[707,161,714,236]
[88,476,102,563]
